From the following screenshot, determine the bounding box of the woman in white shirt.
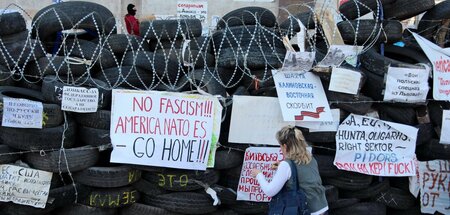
[251,125,329,215]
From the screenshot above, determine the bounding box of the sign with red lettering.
[272,70,333,122]
[418,160,450,214]
[412,32,450,101]
[177,1,207,24]
[110,89,222,170]
[237,147,283,202]
[334,114,418,176]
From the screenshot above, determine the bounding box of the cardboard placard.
[439,110,450,144]
[329,67,362,95]
[412,32,450,101]
[2,97,43,129]
[418,160,450,214]
[334,114,418,176]
[383,66,429,103]
[0,165,52,208]
[228,96,293,145]
[110,89,222,170]
[272,70,333,122]
[61,86,99,113]
[237,147,283,202]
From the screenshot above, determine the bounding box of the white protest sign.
[0,165,52,208]
[110,89,222,170]
[296,109,340,131]
[61,86,99,113]
[440,110,450,144]
[383,66,429,103]
[280,51,315,72]
[228,96,293,145]
[334,114,418,176]
[309,109,341,132]
[412,32,450,101]
[2,97,43,129]
[318,45,363,67]
[237,147,283,202]
[272,70,333,122]
[329,67,362,95]
[418,160,450,214]
[177,1,208,25]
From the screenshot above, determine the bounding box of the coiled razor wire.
[0,1,416,92]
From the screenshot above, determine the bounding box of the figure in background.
[124,4,140,36]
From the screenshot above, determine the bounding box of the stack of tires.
[212,7,285,95]
[0,10,45,86]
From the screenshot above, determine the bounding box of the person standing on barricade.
[124,3,140,36]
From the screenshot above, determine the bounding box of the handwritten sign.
[280,51,315,72]
[0,165,52,208]
[383,66,429,103]
[334,114,418,176]
[440,110,450,144]
[237,147,283,202]
[228,96,293,145]
[61,86,99,113]
[272,70,333,122]
[2,97,43,129]
[110,89,222,170]
[329,67,362,95]
[177,1,207,24]
[412,32,450,101]
[296,109,340,131]
[418,160,450,214]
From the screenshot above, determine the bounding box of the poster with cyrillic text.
[418,160,449,214]
[237,147,283,202]
[110,89,222,170]
[383,66,429,103]
[412,32,450,101]
[2,97,43,129]
[0,165,52,208]
[272,70,333,122]
[228,96,293,145]
[334,114,418,176]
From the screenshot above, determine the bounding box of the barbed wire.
[1,1,430,92]
[0,1,447,185]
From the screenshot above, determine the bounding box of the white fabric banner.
[110,89,222,170]
[272,71,333,122]
[0,165,52,208]
[418,160,450,214]
[228,96,293,145]
[412,32,450,101]
[2,97,43,129]
[237,147,283,202]
[383,66,429,103]
[334,114,418,176]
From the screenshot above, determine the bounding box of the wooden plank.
[314,0,345,45]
